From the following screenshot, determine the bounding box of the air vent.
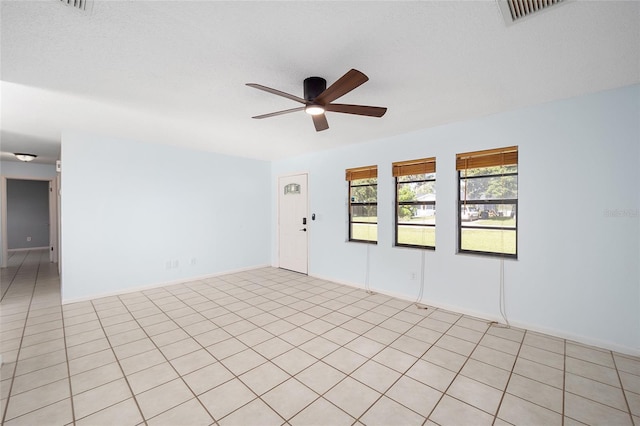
[497,0,568,25]
[59,0,93,13]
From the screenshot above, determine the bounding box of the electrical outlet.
[189,258,196,266]
[172,260,179,268]
[26,236,32,242]
[410,272,417,281]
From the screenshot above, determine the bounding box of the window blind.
[456,146,518,170]
[392,157,436,177]
[345,165,378,181]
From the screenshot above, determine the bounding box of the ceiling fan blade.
[325,104,387,118]
[252,106,305,119]
[246,83,306,104]
[312,114,329,132]
[315,69,369,104]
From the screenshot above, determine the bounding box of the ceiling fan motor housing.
[304,77,327,102]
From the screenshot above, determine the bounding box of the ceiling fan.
[246,69,387,132]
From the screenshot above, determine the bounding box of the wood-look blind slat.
[392,157,436,177]
[456,146,518,170]
[345,165,378,181]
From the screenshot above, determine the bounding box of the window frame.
[456,147,518,258]
[393,157,436,250]
[346,165,378,244]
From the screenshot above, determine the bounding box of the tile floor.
[1,249,639,425]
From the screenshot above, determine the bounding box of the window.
[457,146,518,257]
[393,158,436,249]
[346,165,377,243]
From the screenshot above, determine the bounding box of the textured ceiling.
[1,0,639,164]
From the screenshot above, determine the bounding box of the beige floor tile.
[507,373,563,413]
[361,395,425,426]
[386,375,442,417]
[564,392,632,425]
[75,397,143,426]
[206,337,248,360]
[614,354,640,376]
[128,362,179,394]
[239,361,290,395]
[373,346,418,373]
[159,337,201,360]
[512,356,563,389]
[352,360,402,393]
[198,378,256,420]
[448,374,503,415]
[518,344,564,370]
[295,361,345,394]
[322,327,359,346]
[497,393,562,426]
[170,348,217,376]
[471,345,516,371]
[147,398,214,425]
[220,348,268,376]
[11,361,68,395]
[324,377,381,418]
[406,359,456,392]
[193,328,232,347]
[144,319,180,336]
[183,362,234,395]
[322,347,367,375]
[136,378,194,419]
[106,328,147,347]
[20,328,64,348]
[112,338,156,359]
[290,396,354,426]
[299,336,340,359]
[236,327,274,346]
[272,347,317,375]
[446,324,484,343]
[262,378,318,420]
[68,348,116,376]
[522,332,565,354]
[566,356,620,386]
[423,345,468,372]
[566,373,627,411]
[4,378,70,421]
[459,358,510,390]
[3,398,72,426]
[17,338,65,360]
[627,390,640,416]
[73,377,132,420]
[430,394,494,425]
[344,336,386,358]
[437,334,477,357]
[486,325,525,343]
[252,336,295,359]
[150,328,190,347]
[620,371,640,394]
[70,361,123,395]
[566,342,615,368]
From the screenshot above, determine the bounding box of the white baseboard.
[61,264,270,305]
[309,273,640,358]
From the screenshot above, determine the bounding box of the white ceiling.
[1,0,639,164]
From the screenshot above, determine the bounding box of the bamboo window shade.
[456,146,518,170]
[392,157,436,177]
[345,165,378,181]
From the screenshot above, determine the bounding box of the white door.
[278,173,308,274]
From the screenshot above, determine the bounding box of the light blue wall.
[7,179,49,249]
[61,133,271,302]
[272,85,640,354]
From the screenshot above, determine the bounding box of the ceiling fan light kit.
[14,153,37,162]
[247,69,387,132]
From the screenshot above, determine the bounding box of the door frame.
[276,172,309,273]
[1,175,59,268]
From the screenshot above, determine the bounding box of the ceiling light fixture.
[14,153,37,162]
[305,105,325,116]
